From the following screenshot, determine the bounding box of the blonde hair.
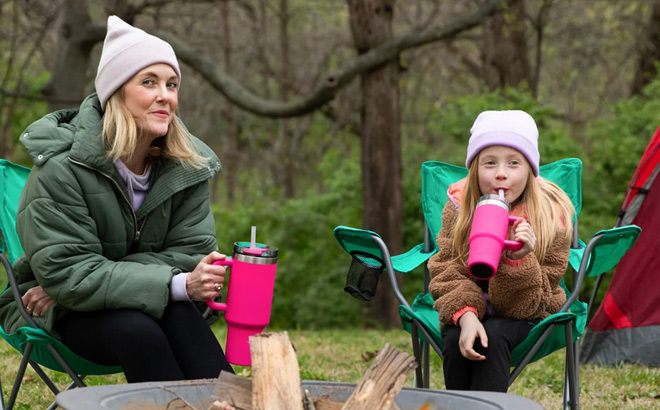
[452,155,575,265]
[103,90,207,168]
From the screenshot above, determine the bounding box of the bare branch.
[156,0,513,117]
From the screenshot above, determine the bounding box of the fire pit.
[56,379,543,409]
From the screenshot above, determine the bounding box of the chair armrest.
[333,226,435,273]
[561,224,641,312]
[391,243,436,273]
[334,225,425,309]
[568,239,586,273]
[582,225,641,278]
[0,252,41,329]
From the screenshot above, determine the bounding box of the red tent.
[581,125,660,366]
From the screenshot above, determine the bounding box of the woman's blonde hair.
[452,154,575,265]
[103,90,207,168]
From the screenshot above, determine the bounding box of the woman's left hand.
[21,286,56,318]
[506,218,536,260]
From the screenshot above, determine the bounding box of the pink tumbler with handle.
[206,237,278,366]
[468,194,523,280]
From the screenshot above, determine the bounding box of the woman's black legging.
[55,301,234,382]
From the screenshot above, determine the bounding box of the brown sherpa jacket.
[428,201,571,326]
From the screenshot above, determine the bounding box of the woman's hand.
[457,311,488,361]
[506,218,536,260]
[186,251,227,301]
[21,286,56,318]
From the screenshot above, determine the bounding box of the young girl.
[428,110,575,392]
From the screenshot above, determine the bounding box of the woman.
[0,16,234,382]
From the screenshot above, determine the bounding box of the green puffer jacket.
[0,93,222,337]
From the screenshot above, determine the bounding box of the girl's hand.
[186,251,227,301]
[506,218,536,260]
[22,286,56,317]
[457,311,488,361]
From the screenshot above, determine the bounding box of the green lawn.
[1,324,659,409]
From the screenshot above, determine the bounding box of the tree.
[347,0,402,327]
[481,0,532,91]
[41,0,102,111]
[8,0,514,327]
[631,0,660,96]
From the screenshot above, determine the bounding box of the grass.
[1,324,660,409]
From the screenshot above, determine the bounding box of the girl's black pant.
[441,316,540,392]
[55,301,234,383]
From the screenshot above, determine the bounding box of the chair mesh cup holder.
[344,251,385,301]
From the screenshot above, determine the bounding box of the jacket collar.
[20,93,221,217]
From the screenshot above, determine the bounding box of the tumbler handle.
[206,258,233,311]
[504,216,523,251]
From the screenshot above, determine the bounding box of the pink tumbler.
[467,194,523,280]
[206,241,278,366]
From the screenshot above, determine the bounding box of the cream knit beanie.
[95,16,181,109]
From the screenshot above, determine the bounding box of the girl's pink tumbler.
[468,194,522,280]
[206,242,278,366]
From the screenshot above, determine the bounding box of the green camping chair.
[0,159,123,410]
[334,158,641,410]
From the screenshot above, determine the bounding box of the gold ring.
[214,283,222,291]
[26,306,33,313]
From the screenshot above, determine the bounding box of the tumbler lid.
[477,194,510,210]
[233,242,278,258]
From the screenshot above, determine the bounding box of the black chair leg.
[29,361,61,395]
[410,323,425,388]
[423,340,430,388]
[563,324,579,410]
[0,374,5,410]
[44,346,86,388]
[7,343,33,410]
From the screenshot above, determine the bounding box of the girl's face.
[477,145,530,204]
[123,63,179,142]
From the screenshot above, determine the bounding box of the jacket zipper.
[68,157,145,251]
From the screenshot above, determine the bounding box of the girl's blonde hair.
[452,155,575,265]
[103,90,207,168]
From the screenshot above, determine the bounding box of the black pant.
[55,301,234,383]
[441,316,539,392]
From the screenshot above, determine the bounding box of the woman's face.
[123,63,179,142]
[477,145,530,204]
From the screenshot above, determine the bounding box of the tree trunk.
[218,1,239,204]
[348,0,403,328]
[278,0,296,198]
[631,0,660,96]
[41,0,97,111]
[481,0,532,90]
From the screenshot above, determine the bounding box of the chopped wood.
[209,333,415,410]
[207,400,236,410]
[313,396,345,410]
[303,389,316,410]
[339,343,417,410]
[212,371,252,409]
[250,331,304,410]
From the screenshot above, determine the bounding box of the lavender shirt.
[114,159,189,301]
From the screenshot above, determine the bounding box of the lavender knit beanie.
[465,110,540,176]
[95,16,181,109]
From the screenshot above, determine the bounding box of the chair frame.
[335,159,640,410]
[367,219,616,410]
[0,251,224,410]
[0,158,225,409]
[0,252,86,410]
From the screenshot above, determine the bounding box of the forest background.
[1,0,659,330]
